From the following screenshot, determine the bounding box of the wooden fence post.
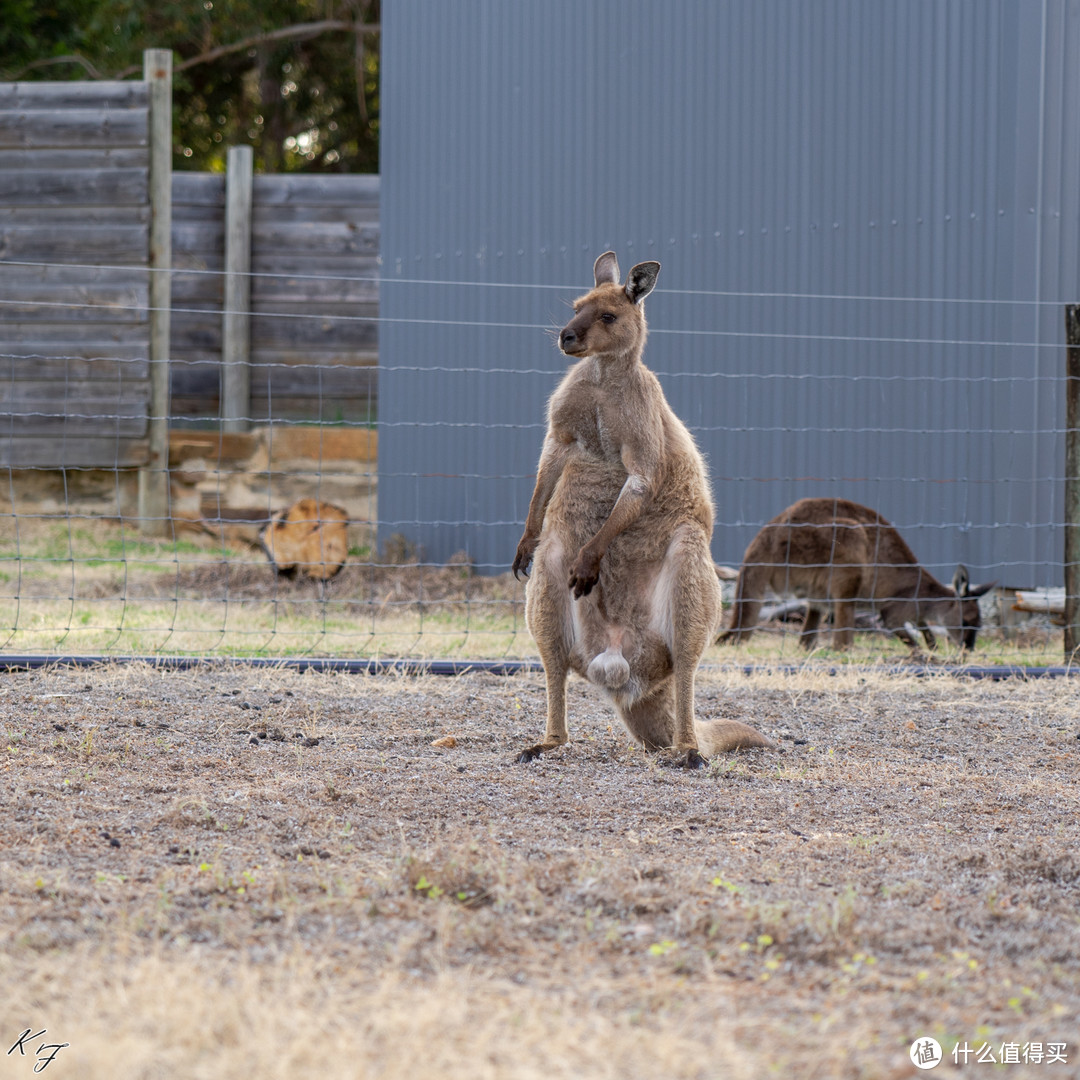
[1065,304,1080,661]
[137,48,173,536]
[221,144,253,432]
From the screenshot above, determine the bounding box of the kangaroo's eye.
[600,313,616,324]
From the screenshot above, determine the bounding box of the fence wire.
[0,256,1072,665]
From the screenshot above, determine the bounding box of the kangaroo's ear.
[952,564,970,596]
[593,251,620,287]
[967,581,996,599]
[625,261,660,305]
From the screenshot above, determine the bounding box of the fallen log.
[1013,588,1065,616]
[751,599,885,631]
[759,599,810,623]
[259,498,349,580]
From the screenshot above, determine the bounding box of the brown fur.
[512,252,774,765]
[259,498,348,581]
[719,497,994,650]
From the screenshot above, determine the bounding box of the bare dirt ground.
[1,662,1078,1079]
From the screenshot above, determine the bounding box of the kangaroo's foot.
[515,738,567,764]
[656,746,706,770]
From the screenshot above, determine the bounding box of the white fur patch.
[647,562,677,647]
[647,531,689,647]
[622,474,649,497]
[568,574,583,645]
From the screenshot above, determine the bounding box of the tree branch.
[2,54,110,81]
[122,21,381,79]
[354,25,368,128]
[2,20,379,82]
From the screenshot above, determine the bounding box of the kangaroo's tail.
[694,718,776,754]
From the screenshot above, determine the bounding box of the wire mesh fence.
[4,46,1078,669]
[0,253,1074,666]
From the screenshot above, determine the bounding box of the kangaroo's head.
[945,564,996,650]
[558,251,660,359]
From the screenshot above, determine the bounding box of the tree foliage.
[0,0,380,173]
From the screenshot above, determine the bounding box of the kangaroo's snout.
[558,307,593,355]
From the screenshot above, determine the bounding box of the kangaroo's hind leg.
[519,537,573,762]
[614,678,675,751]
[652,525,722,768]
[827,568,862,650]
[800,604,826,648]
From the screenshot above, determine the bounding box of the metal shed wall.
[379,0,1080,587]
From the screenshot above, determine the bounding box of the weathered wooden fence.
[170,170,379,425]
[0,65,379,472]
[0,78,153,468]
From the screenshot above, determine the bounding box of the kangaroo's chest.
[549,381,627,462]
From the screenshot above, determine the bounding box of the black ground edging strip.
[0,654,544,676]
[0,655,1075,680]
[725,663,1078,680]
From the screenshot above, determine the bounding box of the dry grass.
[4,950,753,1080]
[1,662,1078,1078]
[0,516,531,658]
[0,517,1066,664]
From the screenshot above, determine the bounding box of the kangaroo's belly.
[544,456,699,562]
[544,456,625,548]
[765,564,867,604]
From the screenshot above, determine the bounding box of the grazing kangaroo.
[512,252,773,767]
[719,497,994,651]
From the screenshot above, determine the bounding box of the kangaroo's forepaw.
[512,538,536,580]
[568,547,601,598]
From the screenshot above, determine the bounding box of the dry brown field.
[1,661,1078,1078]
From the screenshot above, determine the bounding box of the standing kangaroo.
[512,252,773,767]
[719,497,994,651]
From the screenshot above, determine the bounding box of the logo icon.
[910,1037,942,1070]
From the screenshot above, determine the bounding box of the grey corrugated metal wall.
[379,0,1080,587]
